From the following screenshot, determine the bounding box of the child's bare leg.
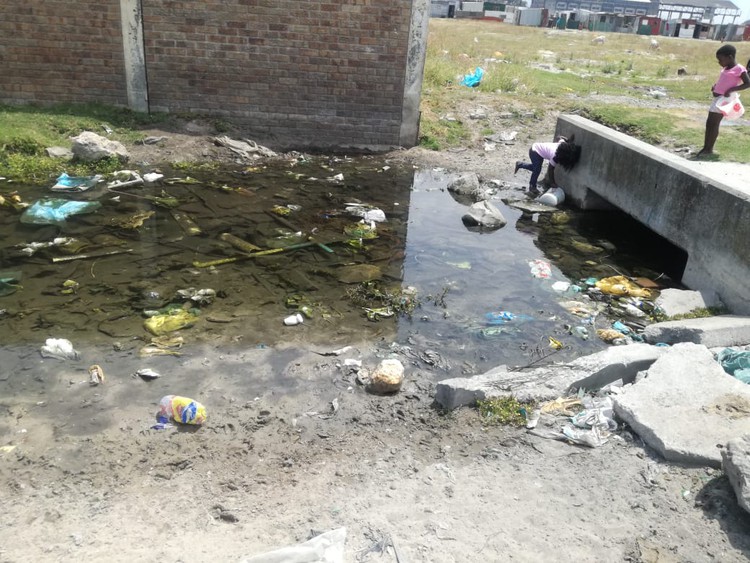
[698,112,723,155]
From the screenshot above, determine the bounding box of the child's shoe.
[514,161,522,174]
